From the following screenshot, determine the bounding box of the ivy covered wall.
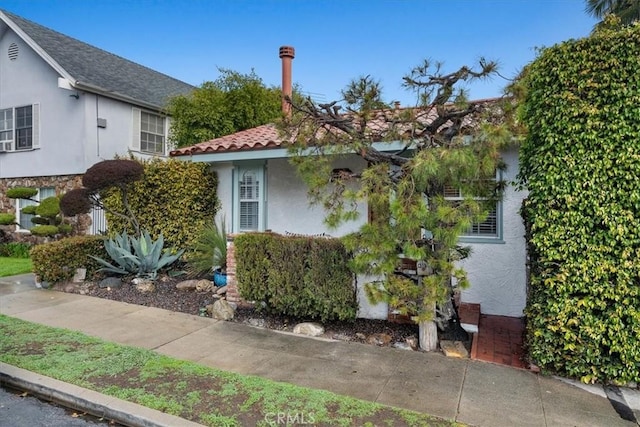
[519,20,640,383]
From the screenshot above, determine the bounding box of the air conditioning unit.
[0,142,12,152]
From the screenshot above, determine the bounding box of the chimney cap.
[279,46,295,59]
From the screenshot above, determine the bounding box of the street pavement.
[1,273,638,427]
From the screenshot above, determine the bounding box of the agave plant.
[91,230,184,280]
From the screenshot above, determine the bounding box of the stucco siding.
[266,157,368,236]
[459,147,528,317]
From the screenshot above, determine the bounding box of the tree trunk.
[419,320,438,351]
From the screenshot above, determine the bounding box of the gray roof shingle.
[1,10,194,109]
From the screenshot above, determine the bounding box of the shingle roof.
[169,124,289,156]
[0,10,194,109]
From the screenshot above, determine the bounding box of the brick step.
[458,302,480,334]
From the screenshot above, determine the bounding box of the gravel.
[58,277,469,348]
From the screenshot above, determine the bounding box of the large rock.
[196,279,213,292]
[134,279,155,293]
[176,280,199,290]
[440,340,469,358]
[292,322,325,337]
[366,333,392,346]
[211,299,235,320]
[99,277,123,289]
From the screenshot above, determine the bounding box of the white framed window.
[16,187,55,231]
[131,108,168,155]
[233,165,266,232]
[444,184,501,241]
[0,104,39,151]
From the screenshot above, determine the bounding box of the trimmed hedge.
[235,233,357,322]
[31,236,107,283]
[518,20,640,384]
[102,158,219,251]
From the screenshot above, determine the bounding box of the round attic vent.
[8,43,19,61]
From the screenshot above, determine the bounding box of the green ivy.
[518,21,640,384]
[235,233,357,322]
[102,158,219,251]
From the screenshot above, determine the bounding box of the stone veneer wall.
[0,174,92,243]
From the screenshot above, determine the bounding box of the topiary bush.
[235,233,357,322]
[82,159,144,192]
[518,18,640,384]
[30,235,108,283]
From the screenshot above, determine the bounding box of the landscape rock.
[393,342,414,350]
[211,299,235,320]
[247,318,266,328]
[355,332,367,341]
[99,277,123,289]
[216,285,228,295]
[406,335,419,351]
[366,333,392,346]
[176,280,199,290]
[440,340,469,358]
[293,322,325,337]
[196,279,213,292]
[135,280,155,293]
[332,333,352,341]
[72,268,86,283]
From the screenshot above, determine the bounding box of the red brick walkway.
[471,314,526,369]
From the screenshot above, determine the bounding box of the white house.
[0,10,194,236]
[170,47,528,319]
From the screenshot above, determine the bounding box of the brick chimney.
[279,46,295,117]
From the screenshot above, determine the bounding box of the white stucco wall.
[0,29,162,179]
[458,147,528,317]
[209,149,527,319]
[266,157,368,236]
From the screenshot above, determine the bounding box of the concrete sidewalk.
[0,274,637,427]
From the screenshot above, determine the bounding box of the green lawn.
[0,257,32,277]
[0,315,462,427]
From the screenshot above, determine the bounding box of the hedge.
[102,158,219,251]
[518,19,640,384]
[235,233,357,322]
[31,235,107,283]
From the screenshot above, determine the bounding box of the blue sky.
[3,0,597,105]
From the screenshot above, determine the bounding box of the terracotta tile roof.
[169,97,504,158]
[169,124,288,157]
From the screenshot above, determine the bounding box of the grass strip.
[0,315,462,426]
[0,257,32,277]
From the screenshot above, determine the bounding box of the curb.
[0,362,205,427]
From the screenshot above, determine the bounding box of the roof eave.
[0,11,76,83]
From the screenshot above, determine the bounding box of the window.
[443,185,501,240]
[233,165,265,233]
[16,187,55,231]
[0,104,39,151]
[239,171,260,230]
[140,112,165,154]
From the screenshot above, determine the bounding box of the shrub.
[60,188,92,216]
[31,236,107,283]
[0,213,15,225]
[102,158,219,250]
[83,159,144,192]
[35,196,60,218]
[518,19,640,383]
[0,242,31,258]
[235,233,357,322]
[185,218,227,277]
[6,187,37,199]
